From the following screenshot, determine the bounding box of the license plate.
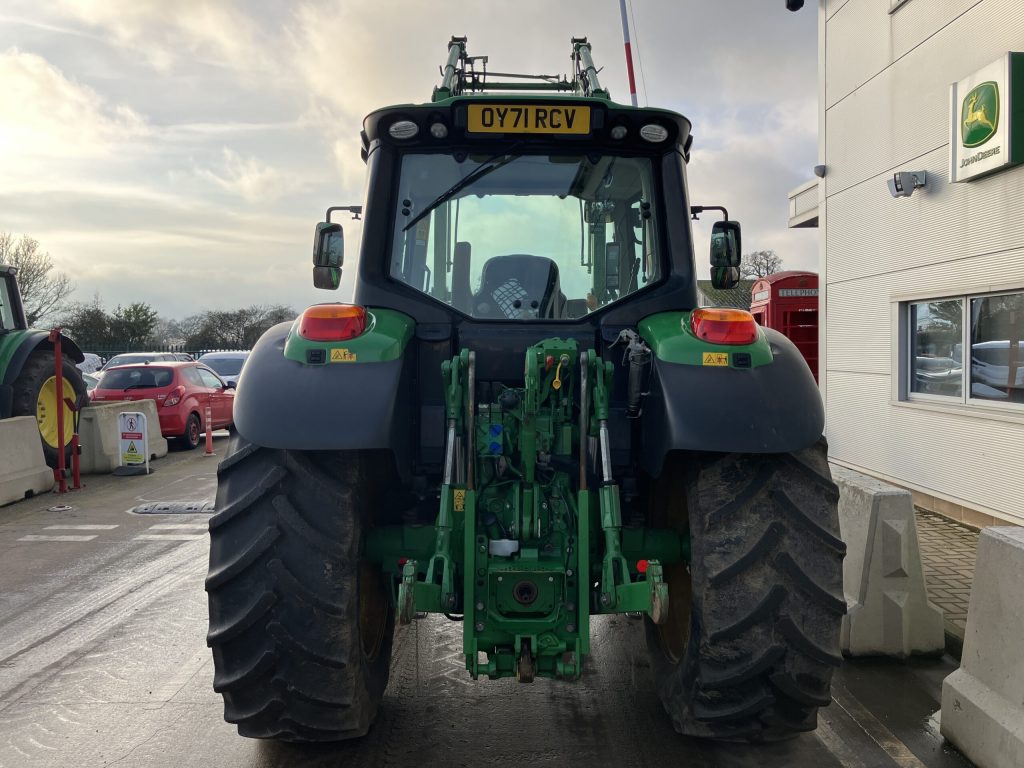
[467,104,590,134]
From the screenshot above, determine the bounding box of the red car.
[90,362,234,449]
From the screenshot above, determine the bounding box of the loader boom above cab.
[207,37,844,744]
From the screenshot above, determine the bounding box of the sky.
[0,1,819,319]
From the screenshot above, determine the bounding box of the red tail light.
[689,308,758,345]
[164,385,186,407]
[298,304,367,341]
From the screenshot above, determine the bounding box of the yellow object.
[702,352,729,367]
[330,348,357,362]
[467,104,591,134]
[453,489,466,512]
[552,355,568,390]
[36,375,74,448]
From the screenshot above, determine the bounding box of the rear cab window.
[98,367,175,389]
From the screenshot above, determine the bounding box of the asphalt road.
[0,443,973,768]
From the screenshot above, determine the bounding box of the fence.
[88,346,249,364]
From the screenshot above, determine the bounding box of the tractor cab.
[0,266,28,333]
[313,37,742,332]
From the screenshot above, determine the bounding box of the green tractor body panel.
[638,311,773,368]
[282,308,414,364]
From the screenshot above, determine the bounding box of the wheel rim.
[358,560,388,662]
[189,418,200,444]
[36,375,75,449]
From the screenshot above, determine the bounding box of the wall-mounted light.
[887,171,927,198]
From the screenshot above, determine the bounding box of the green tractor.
[206,37,845,743]
[0,265,88,467]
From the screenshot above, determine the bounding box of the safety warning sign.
[119,411,149,470]
[330,348,357,363]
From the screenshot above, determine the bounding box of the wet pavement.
[0,443,974,767]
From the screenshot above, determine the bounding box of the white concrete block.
[0,416,54,506]
[941,527,1024,768]
[831,465,945,656]
[78,401,168,474]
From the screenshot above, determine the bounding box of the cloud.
[46,0,268,72]
[0,47,147,161]
[686,99,819,277]
[196,148,298,204]
[1,1,821,318]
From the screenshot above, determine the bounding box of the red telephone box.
[749,271,819,382]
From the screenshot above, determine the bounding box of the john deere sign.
[950,53,1024,182]
[961,82,998,148]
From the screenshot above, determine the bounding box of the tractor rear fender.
[232,309,416,481]
[0,330,85,418]
[637,317,823,476]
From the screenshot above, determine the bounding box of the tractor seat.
[472,254,563,320]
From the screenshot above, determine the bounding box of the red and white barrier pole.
[205,405,214,455]
[49,329,67,493]
[618,0,639,107]
[70,433,81,489]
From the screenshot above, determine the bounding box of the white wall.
[820,0,1024,524]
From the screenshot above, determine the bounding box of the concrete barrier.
[832,465,945,657]
[78,401,168,474]
[0,416,54,506]
[941,527,1024,768]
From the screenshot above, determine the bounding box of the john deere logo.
[961,81,999,147]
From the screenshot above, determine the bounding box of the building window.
[905,291,1024,406]
[909,300,963,398]
[970,293,1024,403]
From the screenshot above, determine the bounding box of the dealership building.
[792,0,1024,527]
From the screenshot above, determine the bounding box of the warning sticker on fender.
[330,348,357,363]
[702,352,729,367]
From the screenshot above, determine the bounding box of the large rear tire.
[10,349,88,468]
[645,441,846,741]
[206,434,394,741]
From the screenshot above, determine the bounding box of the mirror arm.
[690,205,729,221]
[327,205,363,222]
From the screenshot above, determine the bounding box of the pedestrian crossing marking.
[18,535,98,542]
[133,534,206,541]
[147,524,208,530]
[44,525,119,530]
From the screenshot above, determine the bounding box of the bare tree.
[0,233,74,325]
[740,249,783,279]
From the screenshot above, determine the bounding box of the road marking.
[133,534,206,541]
[0,538,207,703]
[147,523,208,530]
[43,524,119,530]
[17,535,98,542]
[831,682,928,768]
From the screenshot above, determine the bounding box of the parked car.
[76,353,104,373]
[198,351,250,388]
[90,361,234,449]
[100,352,178,371]
[83,372,100,394]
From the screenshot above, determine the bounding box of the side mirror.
[711,266,741,290]
[313,222,344,290]
[313,266,342,290]
[710,220,742,290]
[605,243,621,291]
